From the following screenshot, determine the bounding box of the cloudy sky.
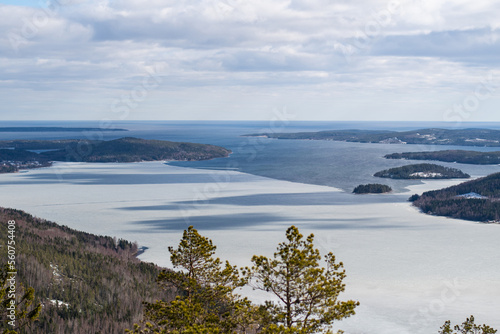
[1,0,500,121]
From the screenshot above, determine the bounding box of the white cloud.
[1,0,500,120]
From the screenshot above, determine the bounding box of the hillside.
[245,128,500,147]
[385,150,500,165]
[0,207,173,333]
[374,163,470,179]
[412,172,500,222]
[0,137,231,173]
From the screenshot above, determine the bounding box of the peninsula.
[412,172,500,222]
[374,163,470,179]
[0,137,231,173]
[245,128,500,147]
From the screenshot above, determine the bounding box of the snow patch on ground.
[410,172,443,178]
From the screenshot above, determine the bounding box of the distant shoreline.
[0,127,128,132]
[244,128,500,147]
[0,137,231,174]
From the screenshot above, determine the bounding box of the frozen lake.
[1,161,499,333]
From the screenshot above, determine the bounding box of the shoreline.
[402,177,472,194]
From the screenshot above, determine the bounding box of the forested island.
[245,128,500,147]
[353,183,392,194]
[385,150,500,165]
[374,163,470,179]
[0,137,231,173]
[412,172,500,222]
[0,127,127,132]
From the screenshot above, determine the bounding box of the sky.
[1,0,500,121]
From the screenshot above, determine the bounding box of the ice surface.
[0,162,499,333]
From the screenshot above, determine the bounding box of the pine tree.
[248,226,359,334]
[129,226,257,333]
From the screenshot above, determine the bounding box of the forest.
[0,137,231,173]
[0,207,172,333]
[373,163,470,179]
[412,172,500,222]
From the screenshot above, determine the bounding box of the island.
[244,128,500,147]
[0,127,128,132]
[373,163,470,179]
[353,183,392,194]
[0,137,231,173]
[412,172,500,222]
[385,150,500,165]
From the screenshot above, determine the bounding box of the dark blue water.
[1,120,499,192]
